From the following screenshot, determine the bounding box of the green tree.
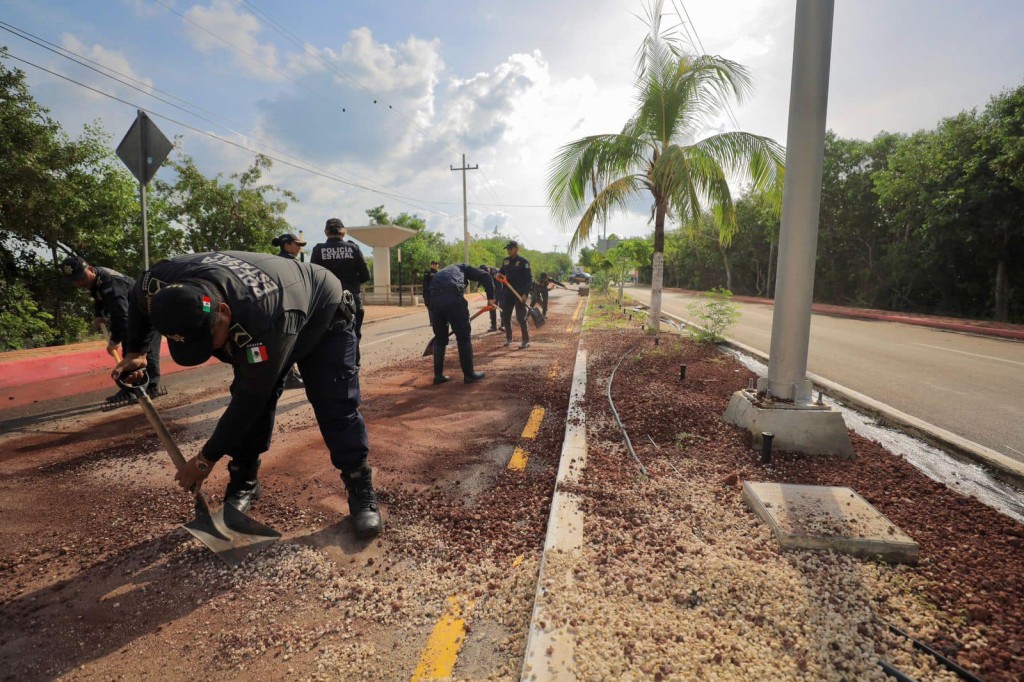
[155,153,294,254]
[546,0,784,332]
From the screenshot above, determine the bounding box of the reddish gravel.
[573,308,1023,681]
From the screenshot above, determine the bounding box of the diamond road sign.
[116,110,172,186]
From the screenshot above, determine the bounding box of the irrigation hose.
[879,660,918,682]
[607,344,649,477]
[888,624,985,682]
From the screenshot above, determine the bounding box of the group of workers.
[61,221,567,543]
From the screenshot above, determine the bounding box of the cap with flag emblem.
[149,282,220,366]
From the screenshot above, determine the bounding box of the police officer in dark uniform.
[111,251,382,539]
[62,256,163,403]
[428,264,496,384]
[272,232,306,259]
[498,240,532,349]
[310,218,370,364]
[529,272,567,318]
[422,260,439,322]
[477,264,503,332]
[271,233,307,389]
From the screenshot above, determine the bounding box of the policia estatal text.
[310,217,371,364]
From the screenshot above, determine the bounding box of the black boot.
[432,345,450,385]
[225,459,262,513]
[458,340,485,384]
[341,464,382,538]
[105,387,137,405]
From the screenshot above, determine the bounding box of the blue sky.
[3,0,1024,254]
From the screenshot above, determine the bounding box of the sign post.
[116,110,172,269]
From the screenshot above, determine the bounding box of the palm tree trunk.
[648,200,666,333]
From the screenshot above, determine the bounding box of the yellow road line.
[411,596,473,681]
[507,447,529,471]
[521,406,545,440]
[571,298,584,322]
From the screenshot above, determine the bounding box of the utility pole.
[450,154,478,263]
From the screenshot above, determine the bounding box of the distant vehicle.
[567,271,592,284]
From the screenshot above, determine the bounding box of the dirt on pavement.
[0,293,583,680]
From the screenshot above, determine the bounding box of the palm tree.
[547,0,784,332]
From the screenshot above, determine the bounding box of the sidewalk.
[664,287,1024,341]
[0,304,425,397]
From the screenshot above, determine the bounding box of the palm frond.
[567,174,648,253]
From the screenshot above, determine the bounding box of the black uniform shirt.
[90,266,134,345]
[428,264,495,301]
[278,249,296,260]
[309,237,370,294]
[499,254,532,299]
[125,251,344,460]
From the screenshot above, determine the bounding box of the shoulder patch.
[230,323,253,348]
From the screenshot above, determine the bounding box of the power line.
[1,49,464,218]
[669,0,742,132]
[0,23,463,218]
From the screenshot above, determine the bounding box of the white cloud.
[182,0,281,81]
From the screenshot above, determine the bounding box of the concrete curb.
[520,303,589,681]
[653,307,1024,490]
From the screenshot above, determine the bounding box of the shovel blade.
[422,337,435,357]
[529,307,545,327]
[180,495,282,568]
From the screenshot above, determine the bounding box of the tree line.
[595,86,1024,325]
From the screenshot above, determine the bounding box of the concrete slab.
[742,481,918,564]
[724,389,855,457]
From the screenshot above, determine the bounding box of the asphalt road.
[628,286,1024,464]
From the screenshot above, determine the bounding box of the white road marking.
[911,343,1024,368]
[363,330,415,347]
[1006,444,1024,457]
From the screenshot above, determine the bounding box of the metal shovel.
[495,274,545,328]
[113,355,280,567]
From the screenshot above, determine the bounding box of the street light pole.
[761,0,835,403]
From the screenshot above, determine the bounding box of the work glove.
[175,454,216,493]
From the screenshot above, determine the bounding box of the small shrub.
[686,287,740,344]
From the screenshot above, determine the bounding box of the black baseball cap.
[325,217,344,234]
[275,232,306,246]
[60,256,88,281]
[150,282,220,366]
[504,240,519,250]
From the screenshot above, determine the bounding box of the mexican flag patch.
[246,344,269,364]
[201,296,211,313]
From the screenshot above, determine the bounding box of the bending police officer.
[498,240,532,349]
[530,272,567,318]
[310,218,371,364]
[62,256,163,403]
[427,264,496,384]
[111,251,382,539]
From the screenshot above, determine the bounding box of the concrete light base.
[723,389,854,458]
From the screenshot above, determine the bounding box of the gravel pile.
[530,324,1015,680]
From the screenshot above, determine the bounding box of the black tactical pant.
[530,288,549,317]
[429,292,472,346]
[500,293,529,343]
[226,313,368,474]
